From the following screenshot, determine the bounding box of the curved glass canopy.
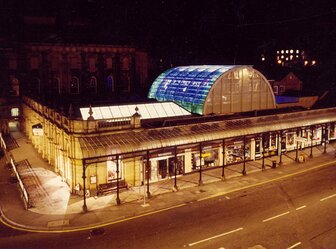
[148,65,236,115]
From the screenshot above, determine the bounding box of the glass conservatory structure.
[148,65,276,115]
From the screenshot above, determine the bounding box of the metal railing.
[9,157,31,209]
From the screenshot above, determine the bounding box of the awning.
[78,108,336,159]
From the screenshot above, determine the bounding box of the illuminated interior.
[148,65,276,115]
[80,102,191,120]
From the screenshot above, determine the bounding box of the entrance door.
[158,159,167,179]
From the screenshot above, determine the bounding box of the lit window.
[286,57,289,61]
[304,60,309,66]
[290,49,293,54]
[281,55,284,59]
[296,55,299,58]
[296,50,299,53]
[312,60,316,65]
[277,51,279,54]
[11,108,19,117]
[285,50,289,54]
[290,55,293,60]
[277,60,282,64]
[274,86,278,95]
[281,50,284,54]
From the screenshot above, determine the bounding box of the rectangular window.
[30,57,39,69]
[274,86,278,95]
[106,58,113,69]
[11,108,19,117]
[89,58,96,72]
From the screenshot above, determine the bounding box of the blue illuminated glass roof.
[148,65,236,115]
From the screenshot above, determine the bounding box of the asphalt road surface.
[1,164,335,249]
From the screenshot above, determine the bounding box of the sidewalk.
[0,130,336,232]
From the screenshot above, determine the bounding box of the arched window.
[106,75,115,92]
[70,76,79,94]
[89,76,97,93]
[52,77,61,94]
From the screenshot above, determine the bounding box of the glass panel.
[136,104,150,119]
[92,107,103,119]
[80,102,191,120]
[162,102,176,116]
[80,107,90,120]
[147,65,235,114]
[100,106,112,119]
[119,105,132,117]
[109,106,122,118]
[145,104,160,118]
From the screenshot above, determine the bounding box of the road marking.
[0,203,186,234]
[320,193,336,202]
[295,205,306,210]
[188,227,243,247]
[262,211,290,222]
[287,242,301,248]
[1,160,335,234]
[47,219,69,228]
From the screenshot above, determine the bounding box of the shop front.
[226,139,251,164]
[146,152,185,182]
[329,123,336,141]
[191,143,220,171]
[262,133,278,157]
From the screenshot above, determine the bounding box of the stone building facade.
[1,43,149,100]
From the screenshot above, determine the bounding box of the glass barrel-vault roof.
[148,65,236,115]
[80,102,191,120]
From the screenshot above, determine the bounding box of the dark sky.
[1,0,336,65]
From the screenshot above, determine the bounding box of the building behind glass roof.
[148,65,276,115]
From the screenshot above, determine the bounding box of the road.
[1,164,336,249]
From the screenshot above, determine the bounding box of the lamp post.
[242,136,246,175]
[82,159,88,213]
[173,146,178,191]
[116,155,121,205]
[221,139,225,180]
[146,150,151,198]
[199,142,203,186]
[261,134,265,171]
[278,131,283,165]
[310,126,314,158]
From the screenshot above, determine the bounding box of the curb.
[1,157,335,234]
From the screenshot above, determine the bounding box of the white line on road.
[295,205,306,210]
[262,211,290,222]
[188,227,243,247]
[320,193,336,202]
[287,241,301,248]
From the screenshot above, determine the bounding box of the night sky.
[1,0,336,69]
